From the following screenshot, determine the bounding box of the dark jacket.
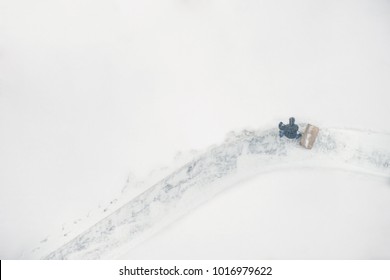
[279,117,299,139]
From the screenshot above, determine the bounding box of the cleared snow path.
[45,127,390,259]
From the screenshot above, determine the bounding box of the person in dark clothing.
[279,117,302,139]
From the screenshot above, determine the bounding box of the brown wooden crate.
[300,124,319,149]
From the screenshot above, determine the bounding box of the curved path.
[46,126,390,259]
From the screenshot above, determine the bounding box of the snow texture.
[43,126,390,259]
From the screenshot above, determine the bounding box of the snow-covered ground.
[23,127,390,259]
[1,0,390,259]
[122,169,390,260]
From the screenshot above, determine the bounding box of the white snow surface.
[29,127,390,259]
[1,0,390,259]
[122,169,390,260]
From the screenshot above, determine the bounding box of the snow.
[1,0,390,259]
[121,169,390,259]
[29,128,390,259]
